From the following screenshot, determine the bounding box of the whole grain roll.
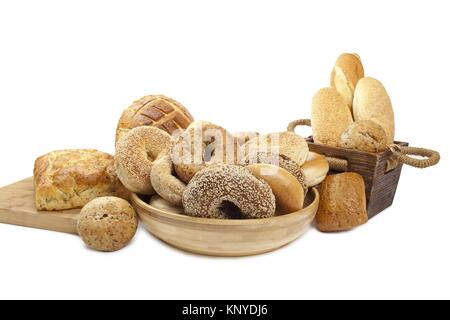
[316,173,368,232]
[353,77,395,144]
[338,120,388,153]
[330,53,364,111]
[311,87,353,147]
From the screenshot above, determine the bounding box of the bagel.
[240,131,309,166]
[301,152,330,187]
[239,152,307,193]
[246,164,305,215]
[115,126,173,194]
[171,121,237,183]
[182,164,276,219]
[150,151,186,206]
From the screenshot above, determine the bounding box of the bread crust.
[34,150,122,211]
[353,77,395,144]
[311,87,354,147]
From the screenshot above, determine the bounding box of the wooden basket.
[288,119,440,218]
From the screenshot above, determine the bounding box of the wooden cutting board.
[0,178,79,234]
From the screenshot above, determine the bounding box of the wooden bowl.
[131,188,319,257]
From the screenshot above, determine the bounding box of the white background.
[0,0,449,300]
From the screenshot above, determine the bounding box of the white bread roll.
[353,77,395,144]
[311,87,354,147]
[330,53,364,111]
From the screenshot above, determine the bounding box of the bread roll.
[77,197,138,252]
[330,53,364,111]
[311,87,353,147]
[316,173,368,232]
[338,120,388,153]
[246,164,305,215]
[353,77,395,144]
[301,152,329,187]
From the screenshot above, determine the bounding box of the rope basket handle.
[287,119,440,170]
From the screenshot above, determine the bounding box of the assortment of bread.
[27,53,436,253]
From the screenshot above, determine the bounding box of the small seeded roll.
[353,77,395,144]
[115,126,173,194]
[246,164,305,215]
[240,152,307,192]
[77,197,138,252]
[150,152,186,206]
[311,87,354,147]
[330,53,364,110]
[338,120,388,153]
[182,164,276,219]
[240,131,309,166]
[316,173,368,232]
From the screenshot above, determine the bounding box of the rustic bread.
[34,150,125,211]
[338,120,388,153]
[77,197,138,252]
[116,95,194,144]
[353,77,395,144]
[311,87,353,147]
[330,53,364,111]
[316,173,368,232]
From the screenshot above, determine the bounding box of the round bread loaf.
[116,95,194,144]
[182,164,276,219]
[77,197,138,252]
[311,87,353,147]
[241,131,309,166]
[338,120,388,153]
[330,53,364,110]
[115,126,173,194]
[246,164,304,215]
[353,77,395,145]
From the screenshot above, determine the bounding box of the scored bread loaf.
[353,77,395,145]
[311,87,353,147]
[116,95,194,144]
[315,172,368,232]
[330,53,364,111]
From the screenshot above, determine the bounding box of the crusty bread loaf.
[316,173,368,232]
[311,87,354,147]
[246,164,304,215]
[34,150,125,211]
[338,120,388,153]
[330,53,364,111]
[116,95,194,144]
[77,197,138,252]
[353,77,395,144]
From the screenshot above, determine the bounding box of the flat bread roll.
[330,53,364,111]
[353,77,395,145]
[311,87,353,147]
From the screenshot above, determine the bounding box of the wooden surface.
[0,178,79,234]
[132,188,319,257]
[307,139,408,218]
